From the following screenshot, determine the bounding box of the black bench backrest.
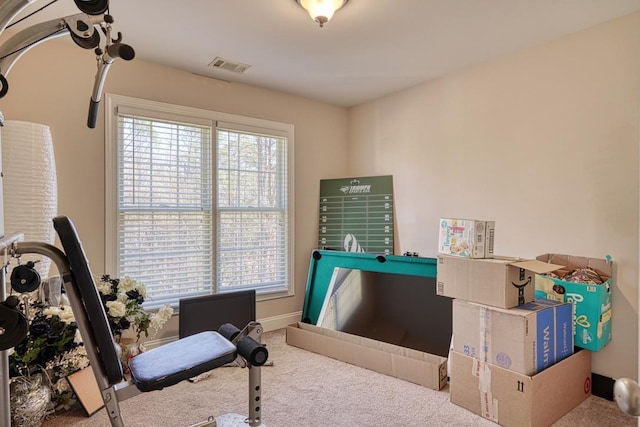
[53,216,124,385]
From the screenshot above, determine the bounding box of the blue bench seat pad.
[129,331,237,392]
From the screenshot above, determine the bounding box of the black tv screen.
[178,290,256,338]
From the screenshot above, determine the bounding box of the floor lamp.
[1,120,57,279]
[0,120,57,427]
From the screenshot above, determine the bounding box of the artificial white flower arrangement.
[97,274,174,341]
[9,274,174,418]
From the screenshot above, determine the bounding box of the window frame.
[105,93,295,304]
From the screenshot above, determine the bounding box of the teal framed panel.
[301,249,438,324]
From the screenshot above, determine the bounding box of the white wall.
[349,12,640,380]
[0,37,350,338]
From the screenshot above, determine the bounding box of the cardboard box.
[314,267,452,357]
[449,349,592,427]
[436,255,563,309]
[286,322,448,390]
[452,299,573,375]
[438,218,495,258]
[535,253,613,352]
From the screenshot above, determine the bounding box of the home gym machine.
[0,1,269,425]
[1,216,269,426]
[0,1,134,425]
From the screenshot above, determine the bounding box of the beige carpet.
[41,329,635,427]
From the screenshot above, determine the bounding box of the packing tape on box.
[479,363,497,421]
[472,359,492,392]
[479,306,491,363]
[471,358,498,422]
[481,391,499,422]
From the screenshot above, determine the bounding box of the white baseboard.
[143,311,302,349]
[258,311,302,332]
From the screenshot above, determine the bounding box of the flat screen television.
[178,290,256,338]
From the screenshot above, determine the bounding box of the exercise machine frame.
[1,216,268,426]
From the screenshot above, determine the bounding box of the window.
[105,94,294,308]
[216,124,289,293]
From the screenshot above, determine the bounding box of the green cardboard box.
[534,254,612,352]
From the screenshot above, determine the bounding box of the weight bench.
[11,216,268,426]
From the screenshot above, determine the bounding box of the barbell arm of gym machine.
[87,38,134,128]
[0,0,35,39]
[0,0,108,41]
[0,0,134,128]
[11,241,70,285]
[0,13,105,77]
[0,11,137,129]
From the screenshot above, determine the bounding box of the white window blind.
[216,124,289,293]
[106,94,294,307]
[116,112,213,307]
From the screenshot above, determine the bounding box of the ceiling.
[6,0,640,107]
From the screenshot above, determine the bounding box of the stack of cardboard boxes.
[436,218,596,427]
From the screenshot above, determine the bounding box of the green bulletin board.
[318,175,394,254]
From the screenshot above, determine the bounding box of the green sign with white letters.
[318,175,394,254]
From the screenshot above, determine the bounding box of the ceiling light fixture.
[296,0,349,28]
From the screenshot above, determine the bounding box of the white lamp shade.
[1,120,57,279]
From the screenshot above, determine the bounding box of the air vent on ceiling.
[208,57,251,74]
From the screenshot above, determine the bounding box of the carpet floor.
[41,328,635,426]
